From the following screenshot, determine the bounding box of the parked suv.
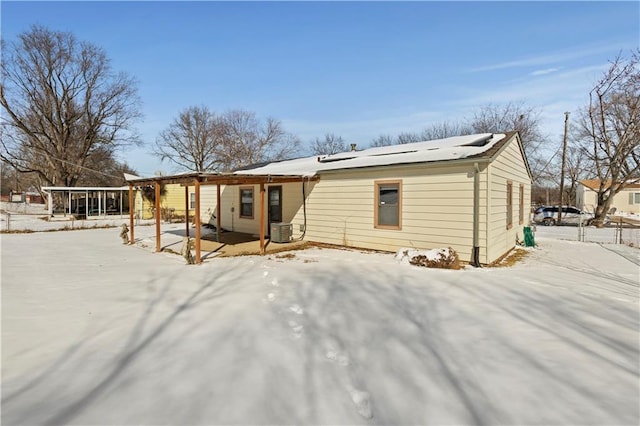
[533,205,594,226]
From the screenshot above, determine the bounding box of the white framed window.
[628,192,640,204]
[190,192,196,209]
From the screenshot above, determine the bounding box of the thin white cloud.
[530,67,561,76]
[284,63,610,150]
[467,44,624,73]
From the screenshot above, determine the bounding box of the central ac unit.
[270,222,292,243]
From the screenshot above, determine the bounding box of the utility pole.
[557,112,570,224]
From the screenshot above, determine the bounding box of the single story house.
[576,179,640,215]
[127,131,532,266]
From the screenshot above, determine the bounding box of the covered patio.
[125,172,318,263]
[42,186,130,219]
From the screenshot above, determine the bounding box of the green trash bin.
[523,226,535,247]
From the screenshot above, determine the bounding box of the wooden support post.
[260,182,265,254]
[195,179,201,264]
[129,185,134,244]
[155,182,161,252]
[185,185,190,238]
[216,183,221,242]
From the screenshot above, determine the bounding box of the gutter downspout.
[471,162,481,267]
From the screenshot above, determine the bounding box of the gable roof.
[580,179,640,191]
[236,132,520,177]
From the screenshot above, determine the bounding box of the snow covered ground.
[1,223,639,425]
[0,203,154,232]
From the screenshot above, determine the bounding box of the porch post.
[216,183,221,242]
[155,181,161,252]
[260,182,265,254]
[195,179,201,264]
[129,185,134,244]
[47,191,53,217]
[184,185,190,238]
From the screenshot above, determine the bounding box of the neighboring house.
[231,131,532,265]
[576,179,640,215]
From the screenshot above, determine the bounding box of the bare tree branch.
[0,25,141,187]
[573,50,640,225]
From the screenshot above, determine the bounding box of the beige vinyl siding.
[290,163,488,262]
[216,182,306,235]
[487,139,532,263]
[580,186,640,214]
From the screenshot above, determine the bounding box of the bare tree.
[469,102,544,152]
[561,139,593,207]
[574,50,640,225]
[419,121,471,141]
[370,131,422,147]
[469,101,547,182]
[218,109,301,171]
[0,25,141,187]
[370,134,395,147]
[154,106,223,172]
[310,133,347,155]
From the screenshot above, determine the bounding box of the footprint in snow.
[263,271,269,277]
[288,320,304,338]
[326,350,349,366]
[267,293,275,302]
[271,278,279,286]
[289,304,303,315]
[347,387,373,419]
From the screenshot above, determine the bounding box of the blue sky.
[2,1,639,175]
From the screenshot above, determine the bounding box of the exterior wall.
[288,164,487,263]
[579,185,640,214]
[132,183,216,221]
[217,182,306,235]
[133,190,153,219]
[486,140,532,264]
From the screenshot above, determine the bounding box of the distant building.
[576,179,640,215]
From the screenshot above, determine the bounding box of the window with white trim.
[628,192,640,204]
[190,193,196,209]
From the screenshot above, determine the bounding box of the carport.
[125,172,318,264]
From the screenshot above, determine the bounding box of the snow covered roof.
[236,133,511,177]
